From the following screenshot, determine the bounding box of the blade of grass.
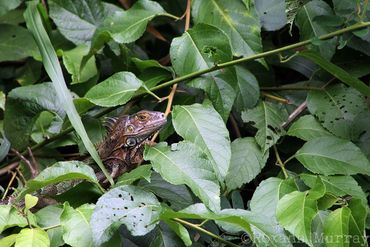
[24,1,113,185]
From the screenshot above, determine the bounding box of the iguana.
[2,110,167,206]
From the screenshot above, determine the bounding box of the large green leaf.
[19,161,99,198]
[86,0,167,61]
[250,177,284,220]
[0,0,22,16]
[35,205,64,247]
[0,24,39,62]
[323,207,350,247]
[287,114,333,141]
[307,84,368,139]
[162,204,292,247]
[0,205,29,233]
[295,0,337,60]
[255,0,287,31]
[277,191,318,246]
[4,82,65,150]
[14,228,50,247]
[84,72,142,107]
[172,103,231,182]
[170,24,236,120]
[90,185,161,245]
[61,44,97,84]
[242,101,288,153]
[295,136,370,176]
[300,174,367,202]
[225,138,267,191]
[115,164,152,187]
[60,203,94,247]
[24,2,112,184]
[144,142,220,212]
[234,66,260,112]
[138,172,194,211]
[301,51,370,97]
[49,0,108,45]
[192,0,262,57]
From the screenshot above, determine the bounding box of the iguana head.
[101,110,167,155]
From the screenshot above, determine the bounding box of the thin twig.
[184,0,192,31]
[16,167,27,185]
[281,100,307,129]
[273,145,288,179]
[229,114,241,138]
[0,162,19,176]
[1,171,17,200]
[261,92,290,104]
[27,147,39,177]
[173,218,240,247]
[11,149,37,178]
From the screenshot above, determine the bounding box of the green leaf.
[170,23,236,120]
[61,45,97,84]
[0,205,29,233]
[172,103,231,182]
[192,0,262,57]
[295,0,337,60]
[35,205,64,247]
[25,194,39,211]
[225,138,267,191]
[242,101,288,153]
[162,204,292,247]
[277,191,317,246]
[49,0,107,45]
[24,2,112,184]
[16,59,42,86]
[115,164,152,186]
[87,0,167,59]
[15,228,50,247]
[4,82,65,150]
[90,185,161,245]
[144,142,220,212]
[295,136,370,176]
[60,203,94,247]
[300,174,367,202]
[150,222,189,247]
[301,51,370,97]
[19,161,99,198]
[307,84,367,139]
[0,0,22,16]
[255,0,287,31]
[0,136,11,162]
[138,172,194,211]
[234,66,260,112]
[287,115,333,141]
[323,207,350,247]
[0,234,18,247]
[250,177,284,219]
[84,72,142,107]
[0,24,39,62]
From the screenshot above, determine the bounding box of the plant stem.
[3,21,370,166]
[273,145,288,179]
[42,224,61,231]
[173,218,241,247]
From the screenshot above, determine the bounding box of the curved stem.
[173,218,240,247]
[273,145,288,179]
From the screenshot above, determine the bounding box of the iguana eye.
[126,125,134,133]
[137,114,147,121]
[125,137,137,147]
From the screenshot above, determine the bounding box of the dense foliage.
[0,0,369,246]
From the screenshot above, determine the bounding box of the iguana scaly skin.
[1,110,166,206]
